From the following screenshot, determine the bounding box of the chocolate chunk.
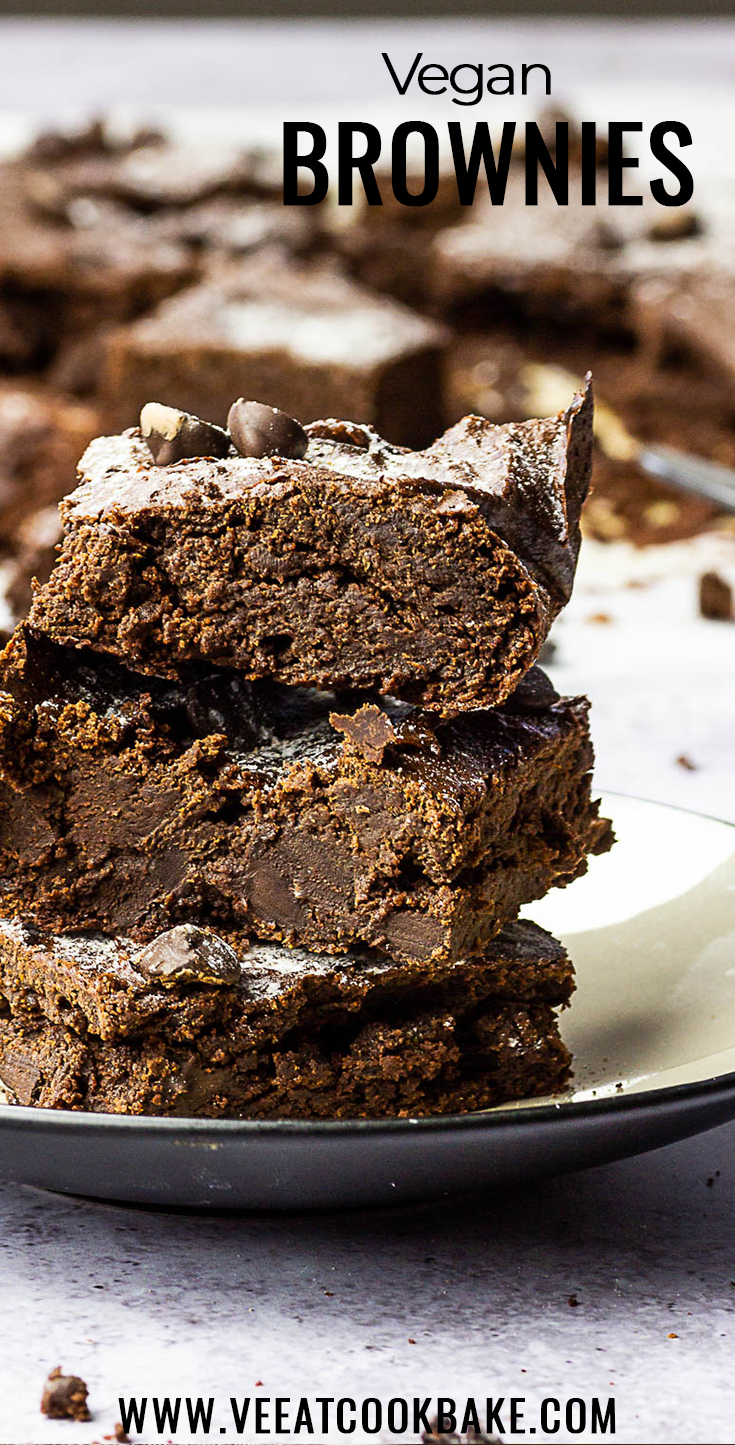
[136,925,240,986]
[140,402,230,465]
[228,399,308,460]
[330,702,439,764]
[699,570,734,621]
[330,704,402,764]
[505,666,560,714]
[41,1367,91,1422]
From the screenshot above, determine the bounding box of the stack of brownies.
[0,383,612,1118]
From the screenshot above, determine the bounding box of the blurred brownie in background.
[102,250,448,446]
[0,382,99,545]
[435,174,735,544]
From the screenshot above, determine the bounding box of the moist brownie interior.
[27,390,593,713]
[0,917,574,1118]
[0,630,612,961]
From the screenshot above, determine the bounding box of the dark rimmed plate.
[1,793,735,1210]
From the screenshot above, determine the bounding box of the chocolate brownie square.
[0,630,612,963]
[0,164,195,374]
[0,916,574,1117]
[27,387,592,712]
[101,250,448,446]
[4,505,63,627]
[0,382,100,546]
[23,131,279,214]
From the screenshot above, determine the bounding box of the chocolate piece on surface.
[27,386,592,713]
[228,398,308,460]
[699,570,734,621]
[0,917,574,1118]
[140,401,230,464]
[136,924,240,986]
[0,629,612,964]
[40,1368,90,1423]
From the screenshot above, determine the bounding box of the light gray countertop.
[0,16,734,1444]
[1,1122,734,1444]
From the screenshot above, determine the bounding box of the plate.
[1,792,735,1211]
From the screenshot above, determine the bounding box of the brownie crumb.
[41,1366,91,1421]
[676,754,698,771]
[587,611,613,625]
[422,1422,460,1443]
[104,1427,130,1444]
[567,1293,581,1307]
[699,571,734,621]
[422,1423,501,1444]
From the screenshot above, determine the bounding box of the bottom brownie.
[0,917,573,1119]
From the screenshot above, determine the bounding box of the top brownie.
[28,384,593,714]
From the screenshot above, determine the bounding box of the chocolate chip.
[140,402,230,465]
[505,666,560,714]
[41,1368,91,1422]
[228,399,308,460]
[136,924,240,987]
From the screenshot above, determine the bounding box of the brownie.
[0,630,611,962]
[429,173,648,332]
[0,917,573,1117]
[446,335,721,546]
[332,160,464,308]
[431,168,735,543]
[0,382,101,546]
[151,195,321,259]
[100,250,448,447]
[0,165,195,374]
[630,270,735,394]
[23,132,280,214]
[335,218,436,310]
[4,505,63,626]
[28,388,592,712]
